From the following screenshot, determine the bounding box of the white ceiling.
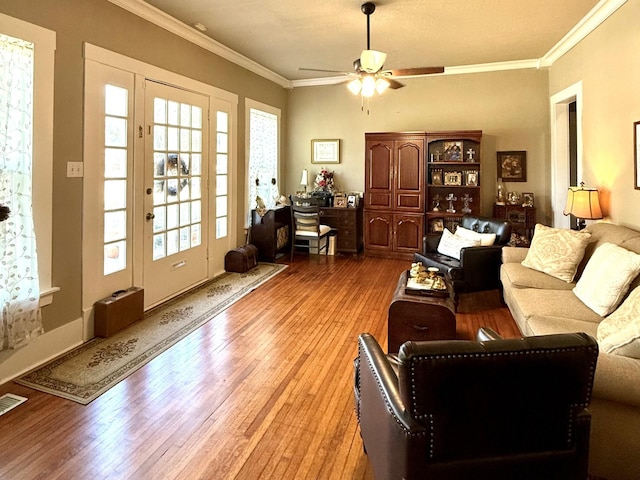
[135,0,604,82]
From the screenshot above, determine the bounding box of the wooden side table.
[493,204,536,242]
[387,271,456,352]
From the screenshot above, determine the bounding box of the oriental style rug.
[16,263,286,405]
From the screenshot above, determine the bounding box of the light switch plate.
[67,162,84,177]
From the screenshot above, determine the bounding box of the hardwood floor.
[0,255,520,479]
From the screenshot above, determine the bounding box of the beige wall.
[0,0,288,333]
[549,0,640,229]
[286,69,551,222]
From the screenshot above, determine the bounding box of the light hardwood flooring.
[0,255,519,479]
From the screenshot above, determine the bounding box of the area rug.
[16,263,286,405]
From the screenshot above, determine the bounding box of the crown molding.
[541,0,627,66]
[107,0,292,89]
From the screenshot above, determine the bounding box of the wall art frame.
[311,139,340,164]
[497,151,527,182]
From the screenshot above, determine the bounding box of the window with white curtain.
[0,32,43,350]
[246,100,280,225]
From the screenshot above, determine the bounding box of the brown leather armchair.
[354,331,598,480]
[414,215,512,302]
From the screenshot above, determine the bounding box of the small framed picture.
[443,141,463,162]
[431,169,443,185]
[430,218,444,233]
[347,195,357,208]
[497,151,527,182]
[334,195,347,208]
[444,171,462,186]
[522,192,534,207]
[311,139,340,164]
[464,170,478,186]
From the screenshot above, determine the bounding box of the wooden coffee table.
[387,270,457,352]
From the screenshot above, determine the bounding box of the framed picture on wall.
[497,151,527,182]
[311,139,340,164]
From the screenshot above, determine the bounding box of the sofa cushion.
[510,288,603,324]
[437,228,480,260]
[455,225,496,246]
[501,262,575,291]
[573,243,640,316]
[598,287,640,359]
[526,315,599,338]
[578,222,640,278]
[522,224,591,282]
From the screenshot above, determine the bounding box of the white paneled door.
[143,81,209,307]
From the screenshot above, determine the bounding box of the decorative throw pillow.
[455,226,497,246]
[598,287,640,359]
[437,228,481,260]
[522,224,591,282]
[573,243,640,316]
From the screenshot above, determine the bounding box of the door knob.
[146,212,155,220]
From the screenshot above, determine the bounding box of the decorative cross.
[435,150,442,161]
[466,148,476,161]
[445,193,457,213]
[461,194,473,213]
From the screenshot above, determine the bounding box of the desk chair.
[289,195,331,261]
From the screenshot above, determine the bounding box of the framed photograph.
[430,218,444,233]
[497,151,527,182]
[635,121,640,189]
[443,141,463,162]
[334,195,348,208]
[347,195,357,208]
[431,169,443,185]
[311,139,340,164]
[464,170,478,186]
[444,171,462,186]
[522,192,534,207]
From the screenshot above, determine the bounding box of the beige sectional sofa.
[500,222,640,480]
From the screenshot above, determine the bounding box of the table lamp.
[300,169,309,194]
[563,182,603,230]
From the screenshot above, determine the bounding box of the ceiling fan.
[300,2,444,97]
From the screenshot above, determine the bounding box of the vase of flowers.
[314,169,335,192]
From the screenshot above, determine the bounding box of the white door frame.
[550,81,583,228]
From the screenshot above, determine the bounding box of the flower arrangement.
[314,169,335,192]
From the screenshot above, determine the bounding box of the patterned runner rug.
[16,263,286,404]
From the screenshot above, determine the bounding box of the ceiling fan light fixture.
[360,50,386,73]
[361,75,376,97]
[347,78,363,95]
[375,77,390,94]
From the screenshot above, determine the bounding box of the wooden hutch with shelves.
[364,130,482,259]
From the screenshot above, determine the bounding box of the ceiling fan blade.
[387,78,405,89]
[387,67,445,77]
[299,67,350,74]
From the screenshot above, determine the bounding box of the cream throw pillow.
[437,228,481,260]
[598,287,640,359]
[455,226,497,246]
[573,243,640,316]
[522,224,591,282]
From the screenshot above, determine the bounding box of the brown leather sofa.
[413,215,512,302]
[354,331,598,480]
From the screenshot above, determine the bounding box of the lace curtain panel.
[247,108,278,223]
[0,33,43,351]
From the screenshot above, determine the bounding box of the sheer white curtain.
[0,33,43,350]
[247,107,278,223]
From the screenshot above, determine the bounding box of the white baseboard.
[0,317,84,385]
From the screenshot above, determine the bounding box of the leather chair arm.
[476,327,503,342]
[423,232,443,254]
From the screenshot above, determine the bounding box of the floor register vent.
[0,393,28,416]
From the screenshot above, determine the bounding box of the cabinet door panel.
[394,139,424,212]
[364,211,393,250]
[365,141,393,209]
[394,214,424,252]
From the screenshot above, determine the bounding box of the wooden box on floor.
[94,287,144,337]
[225,244,259,273]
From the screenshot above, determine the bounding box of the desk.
[319,203,363,255]
[250,206,290,262]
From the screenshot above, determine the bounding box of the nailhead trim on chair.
[407,344,599,458]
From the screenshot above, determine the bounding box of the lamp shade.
[360,50,387,73]
[563,183,603,220]
[300,169,308,187]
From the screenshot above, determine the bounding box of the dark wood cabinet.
[426,131,483,234]
[250,206,291,262]
[318,203,363,255]
[364,133,425,259]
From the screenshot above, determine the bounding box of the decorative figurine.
[446,193,457,213]
[432,194,441,212]
[461,194,473,214]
